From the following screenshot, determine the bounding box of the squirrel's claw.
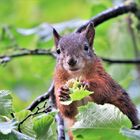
[58,86,70,101]
[81,81,90,89]
[61,86,69,92]
[132,124,140,130]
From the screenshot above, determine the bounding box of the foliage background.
[0,0,140,120]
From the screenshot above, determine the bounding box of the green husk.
[60,78,93,105]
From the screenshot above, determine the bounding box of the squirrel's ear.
[53,28,61,47]
[83,22,95,47]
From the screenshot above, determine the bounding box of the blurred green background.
[0,0,140,112]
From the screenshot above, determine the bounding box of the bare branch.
[76,2,138,32]
[101,57,140,64]
[0,48,56,64]
[18,102,52,133]
[1,3,139,65]
[1,48,140,64]
[27,82,54,111]
[0,3,139,65]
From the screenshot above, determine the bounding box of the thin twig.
[1,25,19,48]
[18,114,33,132]
[27,82,54,111]
[0,48,56,64]
[126,14,140,78]
[18,102,52,132]
[101,57,140,64]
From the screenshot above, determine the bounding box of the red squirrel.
[53,23,140,140]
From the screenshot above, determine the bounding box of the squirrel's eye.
[56,48,61,54]
[84,45,89,51]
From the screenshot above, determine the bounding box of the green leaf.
[0,117,34,140]
[121,127,140,140]
[70,87,93,101]
[60,79,93,105]
[0,120,16,135]
[12,130,35,140]
[0,90,13,115]
[0,130,34,140]
[15,110,35,137]
[72,103,131,140]
[33,114,56,140]
[0,132,18,140]
[72,128,128,140]
[15,110,31,121]
[61,88,93,105]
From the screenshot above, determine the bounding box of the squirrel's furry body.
[54,56,138,126]
[53,23,139,140]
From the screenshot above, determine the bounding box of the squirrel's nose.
[67,58,77,67]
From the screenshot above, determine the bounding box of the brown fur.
[54,57,139,139]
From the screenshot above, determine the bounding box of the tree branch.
[101,57,140,64]
[0,3,139,65]
[76,2,138,32]
[1,48,140,64]
[55,113,65,140]
[27,82,54,111]
[0,48,56,64]
[18,102,52,133]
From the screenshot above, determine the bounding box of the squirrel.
[53,23,140,140]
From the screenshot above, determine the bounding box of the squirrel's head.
[53,23,95,73]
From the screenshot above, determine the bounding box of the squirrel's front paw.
[58,86,70,102]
